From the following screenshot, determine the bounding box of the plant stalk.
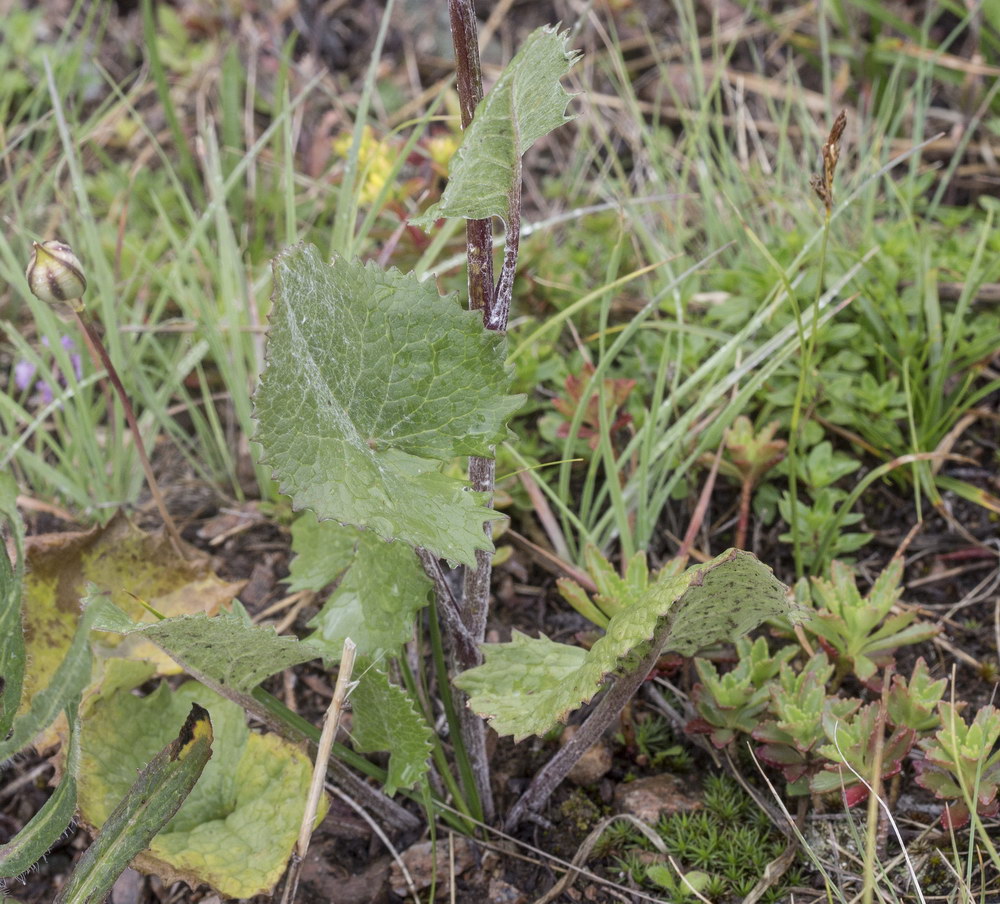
[449,0,495,319]
[446,0,502,825]
[505,619,672,831]
[74,311,185,554]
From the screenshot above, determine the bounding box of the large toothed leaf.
[0,473,25,739]
[413,26,580,226]
[89,594,323,706]
[351,666,432,796]
[286,513,432,662]
[254,244,523,566]
[454,549,792,740]
[75,678,321,898]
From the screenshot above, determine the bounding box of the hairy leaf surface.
[254,245,523,565]
[54,702,212,904]
[0,699,80,878]
[90,595,323,700]
[0,473,25,739]
[351,666,432,796]
[455,549,791,739]
[414,26,579,226]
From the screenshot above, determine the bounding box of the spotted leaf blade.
[454,549,792,740]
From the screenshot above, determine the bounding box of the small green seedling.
[687,637,798,748]
[753,652,860,795]
[713,415,787,548]
[557,544,668,628]
[804,558,937,685]
[645,864,713,898]
[886,657,947,733]
[779,485,871,569]
[914,702,1000,828]
[811,703,916,807]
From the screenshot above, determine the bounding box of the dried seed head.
[25,240,87,307]
[811,110,847,215]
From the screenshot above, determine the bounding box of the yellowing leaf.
[20,513,244,717]
[76,678,323,898]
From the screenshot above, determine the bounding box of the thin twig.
[327,783,422,904]
[75,311,186,555]
[281,638,357,904]
[531,814,666,904]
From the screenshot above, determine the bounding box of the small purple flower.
[13,358,36,392]
[12,334,83,403]
[59,335,82,381]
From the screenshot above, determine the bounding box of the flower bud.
[25,240,87,307]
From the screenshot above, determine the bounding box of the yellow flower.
[333,125,396,206]
[426,133,460,171]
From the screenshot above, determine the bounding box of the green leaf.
[89,592,323,701]
[54,702,212,904]
[0,598,99,760]
[0,473,25,738]
[413,26,579,226]
[351,666,432,796]
[288,513,432,661]
[0,698,80,878]
[254,244,524,565]
[455,549,791,739]
[75,678,322,898]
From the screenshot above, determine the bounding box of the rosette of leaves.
[709,416,786,549]
[811,703,916,807]
[686,636,798,749]
[557,545,682,629]
[752,652,860,795]
[552,362,637,453]
[804,558,937,685]
[886,658,947,733]
[913,703,1000,828]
